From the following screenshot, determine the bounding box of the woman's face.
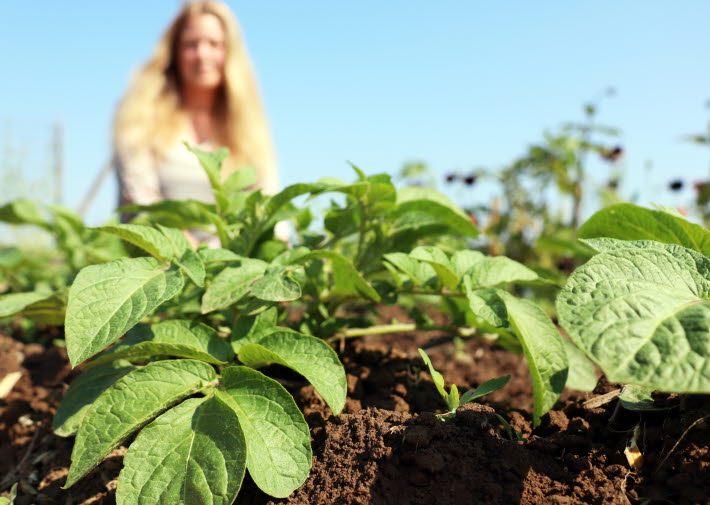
[177,13,226,91]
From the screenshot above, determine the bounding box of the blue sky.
[1,1,709,225]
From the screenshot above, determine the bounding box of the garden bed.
[1,330,708,505]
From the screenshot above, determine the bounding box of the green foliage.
[0,483,17,505]
[579,203,710,256]
[559,204,710,396]
[618,384,667,412]
[54,145,488,501]
[63,359,218,488]
[87,320,234,368]
[53,360,137,437]
[23,144,570,502]
[447,98,620,286]
[562,340,598,392]
[65,257,185,366]
[558,239,710,393]
[386,246,568,425]
[238,328,347,414]
[417,348,510,420]
[217,367,311,498]
[497,292,568,426]
[116,395,246,505]
[0,201,127,337]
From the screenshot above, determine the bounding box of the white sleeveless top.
[116,140,216,207]
[115,139,287,242]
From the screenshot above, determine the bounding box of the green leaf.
[651,203,685,218]
[185,144,230,213]
[292,250,380,301]
[250,265,302,302]
[53,360,137,437]
[535,235,596,259]
[201,259,268,313]
[462,283,506,329]
[409,246,459,288]
[315,178,369,199]
[450,250,486,278]
[64,359,217,488]
[94,224,204,285]
[0,247,22,269]
[384,252,438,287]
[17,289,68,325]
[93,224,179,261]
[266,183,325,217]
[116,395,246,505]
[324,206,359,238]
[557,242,710,392]
[271,246,311,266]
[186,145,229,188]
[393,187,478,238]
[0,199,47,227]
[88,320,233,368]
[563,340,598,392]
[579,203,710,257]
[348,162,367,180]
[496,291,568,426]
[579,237,632,253]
[231,306,278,353]
[119,199,225,240]
[174,248,206,287]
[238,329,346,414]
[0,483,17,505]
[198,248,243,265]
[364,176,397,217]
[619,384,666,412]
[459,375,511,405]
[0,291,53,318]
[224,165,256,194]
[156,225,205,287]
[417,348,447,399]
[217,367,311,498]
[389,211,447,236]
[463,256,543,288]
[447,383,460,412]
[65,257,185,367]
[581,237,676,254]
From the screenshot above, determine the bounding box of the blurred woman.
[113,1,278,238]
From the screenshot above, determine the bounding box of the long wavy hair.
[113,1,277,191]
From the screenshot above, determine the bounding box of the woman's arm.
[114,148,163,206]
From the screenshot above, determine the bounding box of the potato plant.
[8,145,577,504]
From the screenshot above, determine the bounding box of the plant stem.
[327,322,475,343]
[340,323,416,340]
[399,287,468,298]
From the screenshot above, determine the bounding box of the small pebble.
[18,414,34,427]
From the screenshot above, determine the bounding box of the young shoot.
[417,347,510,421]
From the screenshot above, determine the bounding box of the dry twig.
[653,414,709,476]
[0,423,42,491]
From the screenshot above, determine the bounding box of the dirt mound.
[1,331,708,505]
[268,404,627,505]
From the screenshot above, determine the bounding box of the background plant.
[0,200,126,341]
[446,97,624,286]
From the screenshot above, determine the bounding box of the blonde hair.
[113,1,277,190]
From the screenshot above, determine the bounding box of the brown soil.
[1,329,708,505]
